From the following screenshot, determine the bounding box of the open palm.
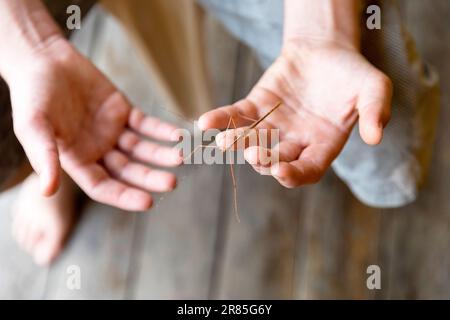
[199,41,392,187]
[9,39,181,210]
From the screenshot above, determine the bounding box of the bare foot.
[12,172,78,266]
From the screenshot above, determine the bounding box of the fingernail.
[197,116,208,130]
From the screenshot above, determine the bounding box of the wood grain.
[210,46,305,299]
[1,0,449,300]
[129,14,238,299]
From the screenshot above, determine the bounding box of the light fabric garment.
[199,0,440,208]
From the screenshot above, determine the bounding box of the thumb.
[14,114,60,196]
[357,74,393,145]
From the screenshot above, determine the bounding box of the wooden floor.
[1,1,450,299]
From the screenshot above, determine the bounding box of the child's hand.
[198,39,392,188]
[7,38,182,210]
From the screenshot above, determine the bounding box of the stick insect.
[181,101,283,223]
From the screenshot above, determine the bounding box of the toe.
[33,231,64,266]
[26,227,44,254]
[14,220,29,251]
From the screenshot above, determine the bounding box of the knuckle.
[120,131,139,151]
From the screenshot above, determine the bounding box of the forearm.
[284,0,362,50]
[0,0,63,79]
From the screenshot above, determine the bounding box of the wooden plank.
[129,14,238,299]
[376,0,450,299]
[214,165,305,299]
[128,165,224,299]
[210,45,306,299]
[294,0,450,299]
[294,173,383,299]
[44,203,136,299]
[4,0,449,300]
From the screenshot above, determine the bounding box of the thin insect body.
[167,102,283,222]
[225,101,282,151]
[228,116,239,223]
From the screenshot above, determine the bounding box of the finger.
[271,161,322,188]
[216,127,274,151]
[198,99,259,130]
[271,141,303,162]
[65,162,153,211]
[357,73,393,145]
[216,127,256,150]
[128,108,179,142]
[270,144,333,188]
[247,163,272,176]
[243,146,272,175]
[244,141,303,176]
[244,141,302,167]
[244,146,272,167]
[14,114,60,196]
[118,130,182,167]
[104,150,177,193]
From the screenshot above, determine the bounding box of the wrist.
[279,37,364,77]
[283,0,362,52]
[0,0,64,80]
[282,35,360,57]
